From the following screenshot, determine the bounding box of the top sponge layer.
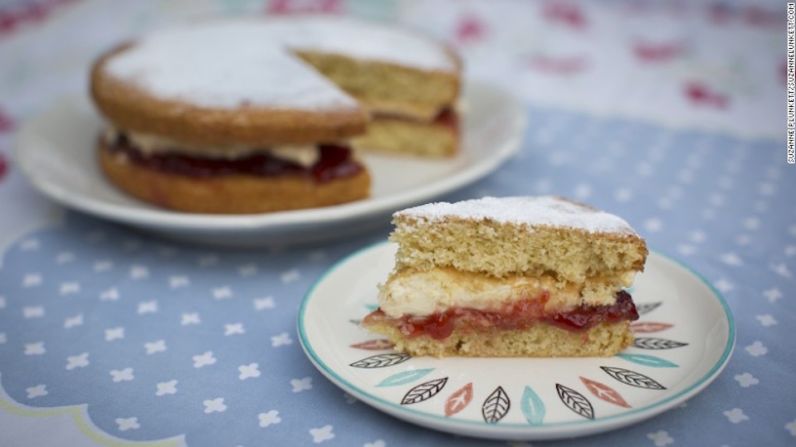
[391,196,648,282]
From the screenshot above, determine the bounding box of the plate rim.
[14,79,526,232]
[297,241,736,434]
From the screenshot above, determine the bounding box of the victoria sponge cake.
[363,196,648,357]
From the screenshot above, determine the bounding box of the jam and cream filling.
[104,127,321,166]
[364,290,639,340]
[378,268,635,319]
[103,130,364,182]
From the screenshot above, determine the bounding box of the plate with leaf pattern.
[297,242,734,440]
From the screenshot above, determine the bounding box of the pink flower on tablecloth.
[683,81,729,109]
[0,0,75,37]
[0,153,7,183]
[633,41,683,63]
[0,108,13,133]
[742,6,781,28]
[266,0,342,15]
[454,15,486,45]
[708,2,733,25]
[541,2,587,30]
[529,54,588,75]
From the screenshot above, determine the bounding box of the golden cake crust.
[363,320,634,358]
[98,141,370,214]
[90,44,369,147]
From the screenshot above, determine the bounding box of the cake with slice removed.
[362,196,648,357]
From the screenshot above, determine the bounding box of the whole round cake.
[90,17,461,214]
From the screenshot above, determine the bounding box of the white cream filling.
[377,269,636,319]
[105,127,320,167]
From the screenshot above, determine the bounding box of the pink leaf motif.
[684,82,729,109]
[580,376,630,408]
[630,322,673,333]
[349,339,394,350]
[455,15,486,44]
[445,382,473,417]
[542,2,587,29]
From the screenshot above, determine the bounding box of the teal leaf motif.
[377,368,433,387]
[364,303,379,311]
[520,386,545,425]
[617,353,678,368]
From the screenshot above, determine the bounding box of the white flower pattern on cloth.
[238,363,261,380]
[258,410,281,428]
[309,425,335,443]
[647,430,674,446]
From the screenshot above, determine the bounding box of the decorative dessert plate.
[298,242,735,441]
[14,80,524,247]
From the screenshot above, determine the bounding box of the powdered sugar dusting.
[396,196,638,235]
[104,18,456,110]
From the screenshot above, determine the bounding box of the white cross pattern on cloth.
[258,410,281,428]
[65,352,89,370]
[155,380,178,396]
[192,351,216,368]
[137,300,158,314]
[203,398,227,414]
[26,384,47,399]
[238,363,260,380]
[24,342,45,355]
[105,327,124,341]
[271,332,292,347]
[181,313,201,325]
[110,368,134,382]
[309,425,334,444]
[115,417,140,431]
[144,340,167,354]
[224,323,245,336]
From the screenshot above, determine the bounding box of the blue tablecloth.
[0,104,793,447]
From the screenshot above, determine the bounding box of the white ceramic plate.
[14,80,525,247]
[298,242,735,441]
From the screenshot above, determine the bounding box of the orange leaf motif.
[631,322,673,333]
[349,339,394,350]
[445,382,473,416]
[580,377,631,408]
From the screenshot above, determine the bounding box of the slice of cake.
[363,196,648,357]
[294,21,461,158]
[351,107,458,158]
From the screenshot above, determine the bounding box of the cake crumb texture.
[351,116,457,157]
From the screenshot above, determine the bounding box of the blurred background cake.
[90,17,461,214]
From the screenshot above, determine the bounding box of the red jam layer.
[364,290,639,341]
[433,108,458,131]
[106,133,364,183]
